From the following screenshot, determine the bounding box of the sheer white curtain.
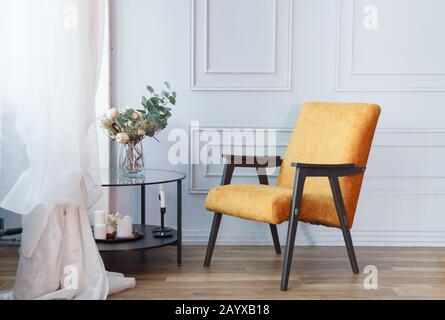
[0,0,135,299]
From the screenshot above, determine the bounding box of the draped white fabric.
[0,0,135,299]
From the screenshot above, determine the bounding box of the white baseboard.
[183,227,445,247]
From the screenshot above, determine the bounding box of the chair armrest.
[291,163,365,177]
[223,154,282,168]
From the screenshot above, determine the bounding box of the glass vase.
[118,140,145,177]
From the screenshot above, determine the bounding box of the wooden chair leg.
[340,222,359,274]
[269,224,281,255]
[204,213,223,267]
[329,177,360,274]
[281,211,299,291]
[281,169,306,291]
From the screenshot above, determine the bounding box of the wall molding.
[189,126,291,193]
[204,0,278,75]
[190,126,445,194]
[187,122,445,245]
[335,0,445,92]
[348,0,445,76]
[190,0,294,91]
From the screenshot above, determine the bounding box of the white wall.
[110,0,445,246]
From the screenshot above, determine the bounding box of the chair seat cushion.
[206,184,292,225]
[205,182,341,226]
[206,178,340,228]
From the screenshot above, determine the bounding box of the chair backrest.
[277,102,381,227]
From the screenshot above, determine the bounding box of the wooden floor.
[1,245,445,299]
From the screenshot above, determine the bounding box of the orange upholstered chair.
[204,102,381,291]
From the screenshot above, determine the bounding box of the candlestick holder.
[153,185,173,238]
[153,207,173,238]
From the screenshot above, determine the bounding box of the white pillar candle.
[94,210,106,226]
[94,224,107,240]
[117,215,133,238]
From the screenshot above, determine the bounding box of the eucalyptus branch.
[100,82,177,144]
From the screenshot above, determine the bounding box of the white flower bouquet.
[100,82,177,175]
[101,82,177,145]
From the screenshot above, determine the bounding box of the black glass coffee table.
[98,169,186,266]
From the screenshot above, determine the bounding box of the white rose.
[138,129,146,136]
[116,133,130,145]
[107,108,119,120]
[132,112,141,121]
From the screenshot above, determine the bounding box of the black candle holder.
[153,202,173,239]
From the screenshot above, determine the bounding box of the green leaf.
[138,84,175,137]
[151,97,159,106]
[125,109,135,120]
[117,117,124,128]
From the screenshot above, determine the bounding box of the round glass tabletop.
[100,169,186,187]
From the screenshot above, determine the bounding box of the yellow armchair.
[204,102,381,291]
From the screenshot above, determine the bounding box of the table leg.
[141,185,146,225]
[177,180,182,266]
